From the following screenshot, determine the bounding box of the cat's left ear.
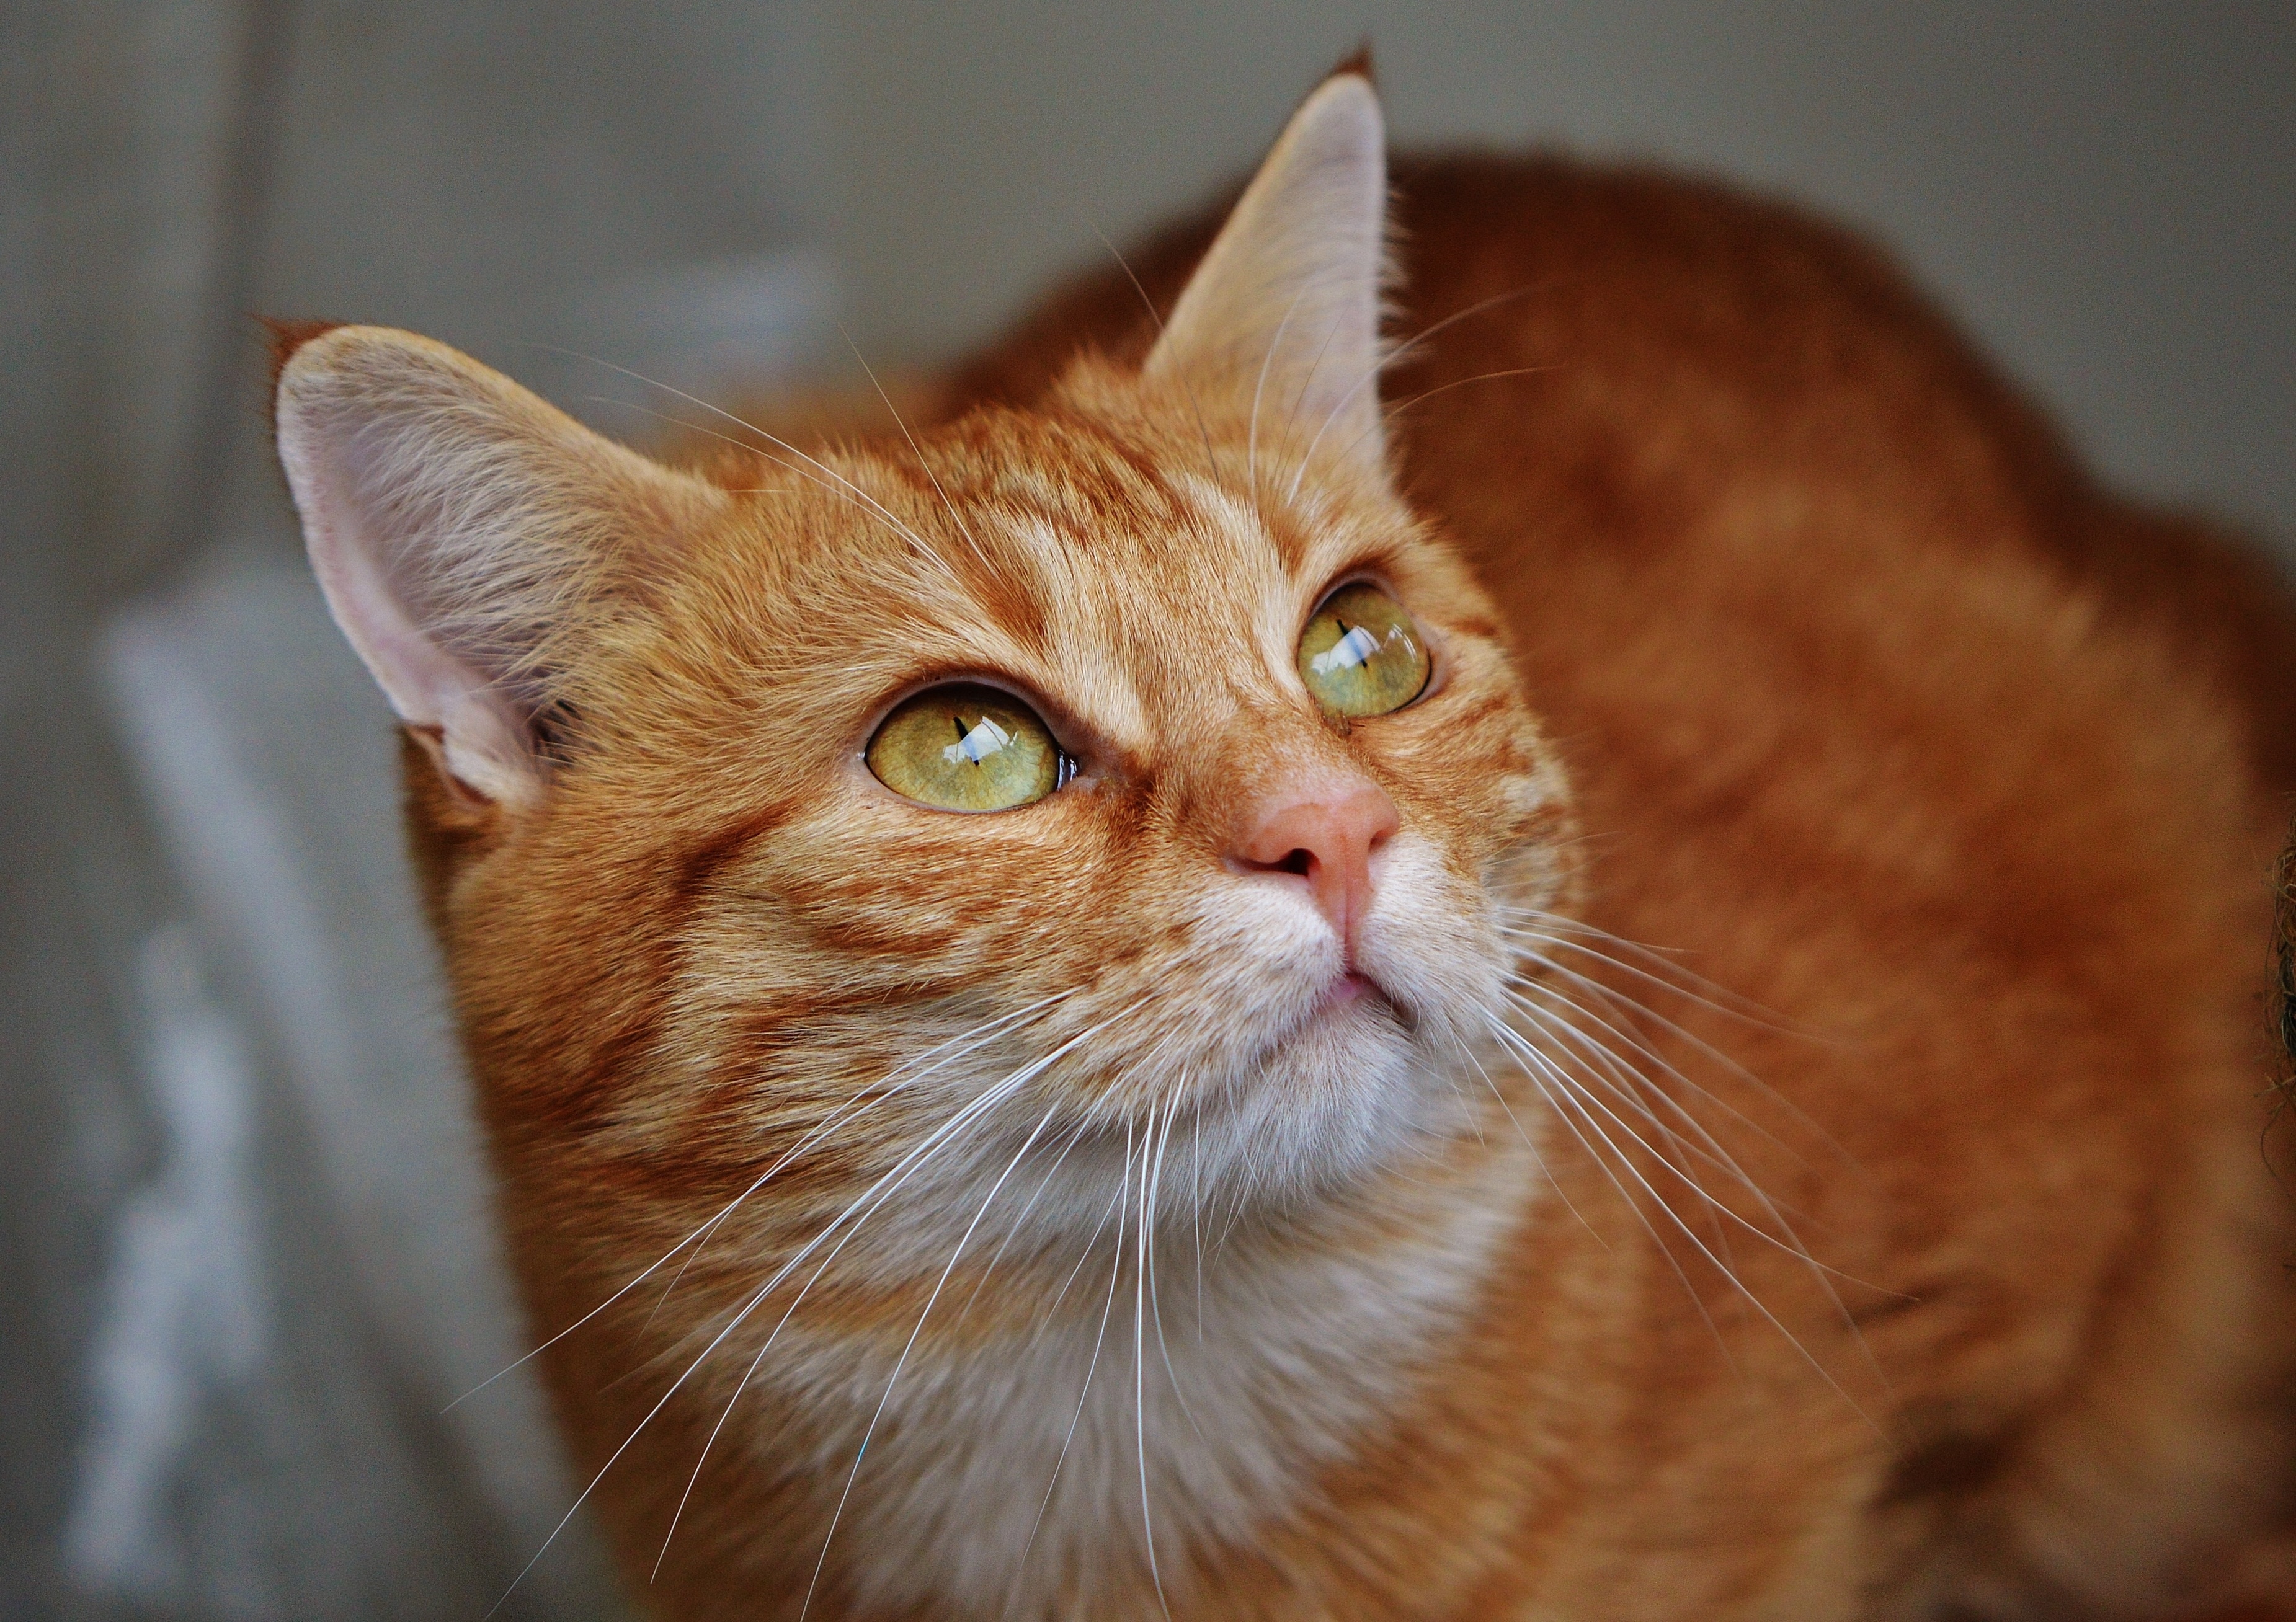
[275,324,728,810]
[1144,68,1389,472]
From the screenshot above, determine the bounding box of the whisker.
[540,345,963,590]
[836,322,1001,577]
[499,1058,1038,1616]
[451,993,1072,1411]
[1503,942,1851,1183]
[1190,1085,1206,1345]
[660,1000,1146,1548]
[1457,1039,1603,1244]
[1134,1097,1174,1621]
[501,995,1125,1613]
[1504,985,1753,1265]
[1505,981,1778,1197]
[950,1110,1101,1328]
[794,1098,1065,1616]
[1144,1081,1202,1443]
[639,993,1077,1332]
[1285,284,1552,501]
[1497,1003,1813,1270]
[1328,366,1552,469]
[1276,308,1348,489]
[1248,281,1317,492]
[1009,1112,1135,1613]
[1487,1014,1880,1429]
[1498,907,1813,1034]
[1488,1018,1738,1365]
[1504,969,1898,1392]
[1090,221,1219,481]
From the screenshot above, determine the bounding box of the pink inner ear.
[277,327,726,810]
[275,334,557,809]
[293,437,541,807]
[1145,73,1391,471]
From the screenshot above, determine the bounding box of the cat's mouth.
[1298,968,1416,1040]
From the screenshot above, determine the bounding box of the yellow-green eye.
[1297,583,1431,718]
[866,683,1064,812]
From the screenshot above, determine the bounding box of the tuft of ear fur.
[1144,68,1391,472]
[274,326,726,808]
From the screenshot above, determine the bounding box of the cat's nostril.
[1274,848,1314,878]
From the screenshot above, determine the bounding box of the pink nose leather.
[1230,780,1400,959]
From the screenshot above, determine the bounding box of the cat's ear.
[275,325,726,809]
[1144,68,1389,469]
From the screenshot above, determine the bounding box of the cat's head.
[275,71,1570,1244]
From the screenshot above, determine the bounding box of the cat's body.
[279,72,2296,1620]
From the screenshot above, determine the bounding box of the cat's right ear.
[275,326,726,810]
[1144,67,1389,473]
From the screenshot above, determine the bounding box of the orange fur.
[285,69,2296,1621]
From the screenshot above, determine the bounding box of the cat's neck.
[754,1116,1540,1618]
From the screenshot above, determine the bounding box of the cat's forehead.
[711,409,1404,746]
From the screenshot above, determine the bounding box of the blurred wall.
[817,1,2295,544]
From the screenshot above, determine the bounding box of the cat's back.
[945,161,2296,1605]
[950,151,2296,805]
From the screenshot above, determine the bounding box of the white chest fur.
[740,1139,1537,1620]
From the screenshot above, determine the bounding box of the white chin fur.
[891,828,1514,1251]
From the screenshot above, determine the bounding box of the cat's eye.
[866,683,1065,812]
[1297,583,1431,718]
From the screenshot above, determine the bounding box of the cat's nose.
[1229,776,1400,959]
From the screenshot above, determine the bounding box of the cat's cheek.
[1358,833,1515,1037]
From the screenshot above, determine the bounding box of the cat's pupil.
[1315,620,1381,675]
[1297,585,1430,717]
[943,713,1012,768]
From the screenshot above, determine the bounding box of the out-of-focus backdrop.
[4,4,2290,1618]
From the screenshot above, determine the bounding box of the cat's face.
[530,374,1568,1234]
[278,73,1568,1257]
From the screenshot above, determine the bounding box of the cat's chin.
[1188,969,1457,1203]
[1276,967,1418,1053]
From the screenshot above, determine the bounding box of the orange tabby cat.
[272,67,2296,1621]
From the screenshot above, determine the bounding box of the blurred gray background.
[4,3,2290,1618]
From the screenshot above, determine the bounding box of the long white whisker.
[639,993,1075,1333]
[1498,910,1814,1037]
[795,1099,1064,1617]
[1190,1086,1206,1345]
[1009,1115,1134,1612]
[1275,307,1348,486]
[1505,974,1898,1390]
[453,993,1070,1411]
[1134,1099,1173,1621]
[1456,1039,1601,1242]
[1285,285,1553,503]
[504,995,1127,1613]
[837,323,1000,576]
[1490,1015,1879,1427]
[509,1060,1036,1615]
[1505,983,1767,1196]
[656,999,1144,1527]
[1328,366,1551,469]
[1031,1176,1126,1354]
[1506,988,1750,1269]
[951,1110,1100,1327]
[1144,1079,1200,1443]
[1090,221,1219,481]
[1502,926,1848,1171]
[1490,1018,1737,1362]
[1498,1004,1806,1267]
[1247,283,1316,491]
[542,346,961,589]
[652,1074,1041,1579]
